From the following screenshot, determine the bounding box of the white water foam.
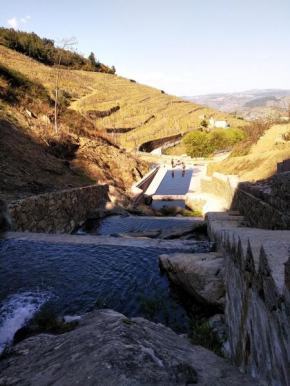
[63,315,81,323]
[0,291,49,353]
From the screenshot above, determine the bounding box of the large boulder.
[0,309,261,385]
[159,253,225,307]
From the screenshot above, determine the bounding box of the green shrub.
[183,131,214,157]
[183,128,245,158]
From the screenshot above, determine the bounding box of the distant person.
[171,159,174,168]
[182,169,185,177]
[171,170,174,178]
[151,164,155,170]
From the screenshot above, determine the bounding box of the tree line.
[0,28,116,74]
[183,128,245,157]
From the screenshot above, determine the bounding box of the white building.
[209,117,229,128]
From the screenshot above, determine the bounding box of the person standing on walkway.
[171,159,174,169]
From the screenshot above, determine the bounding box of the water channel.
[0,166,208,352]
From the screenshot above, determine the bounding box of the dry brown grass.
[208,123,290,181]
[0,45,245,151]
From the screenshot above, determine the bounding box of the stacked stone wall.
[9,184,109,234]
[231,188,290,229]
[231,172,290,230]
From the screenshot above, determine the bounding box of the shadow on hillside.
[0,116,95,202]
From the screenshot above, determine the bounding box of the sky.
[1,0,290,96]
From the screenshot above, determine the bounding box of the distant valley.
[184,89,290,121]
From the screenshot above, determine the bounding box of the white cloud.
[7,15,32,29]
[7,17,18,29]
[20,15,31,23]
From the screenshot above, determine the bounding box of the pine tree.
[88,52,97,67]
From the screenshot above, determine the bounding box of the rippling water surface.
[0,238,201,350]
[81,215,196,235]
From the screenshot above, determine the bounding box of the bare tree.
[54,37,78,133]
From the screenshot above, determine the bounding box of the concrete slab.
[207,211,290,292]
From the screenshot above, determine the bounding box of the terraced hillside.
[0,45,244,151]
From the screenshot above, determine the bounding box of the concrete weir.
[207,211,290,385]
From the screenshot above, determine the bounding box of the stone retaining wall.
[9,184,109,234]
[231,188,290,229]
[231,172,290,230]
[207,212,290,385]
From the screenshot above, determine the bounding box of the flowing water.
[79,215,197,235]
[0,219,210,352]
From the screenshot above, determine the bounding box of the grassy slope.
[0,47,149,201]
[207,123,290,181]
[0,45,244,151]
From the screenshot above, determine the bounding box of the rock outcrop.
[0,309,261,385]
[159,252,225,307]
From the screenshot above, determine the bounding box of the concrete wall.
[9,184,109,234]
[139,133,182,153]
[131,167,159,202]
[200,173,239,207]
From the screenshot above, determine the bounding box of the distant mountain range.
[183,89,290,121]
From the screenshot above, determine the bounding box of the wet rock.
[88,202,129,219]
[160,222,206,239]
[159,252,225,307]
[209,314,228,345]
[0,199,12,232]
[108,185,131,207]
[126,202,157,216]
[119,229,162,238]
[0,309,261,385]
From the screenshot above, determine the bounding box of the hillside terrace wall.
[9,184,109,234]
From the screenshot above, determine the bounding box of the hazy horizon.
[2,0,290,96]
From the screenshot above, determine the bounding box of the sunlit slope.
[207,123,290,181]
[0,45,244,150]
